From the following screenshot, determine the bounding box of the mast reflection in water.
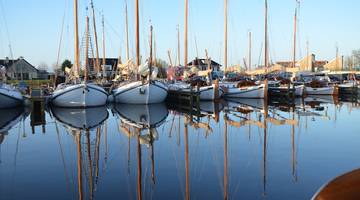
[0,98,360,199]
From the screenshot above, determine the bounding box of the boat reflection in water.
[49,106,109,200]
[0,107,28,144]
[112,103,169,199]
[113,103,168,130]
[50,106,109,130]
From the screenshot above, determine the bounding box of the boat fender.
[139,86,146,94]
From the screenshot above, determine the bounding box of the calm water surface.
[1,96,360,200]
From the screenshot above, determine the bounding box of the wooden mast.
[292,7,297,68]
[125,0,130,61]
[177,25,180,66]
[91,0,100,74]
[224,0,228,72]
[264,0,269,101]
[102,14,106,74]
[85,16,90,82]
[184,0,188,68]
[248,31,252,71]
[74,0,80,78]
[149,25,153,81]
[135,0,140,69]
[153,32,156,65]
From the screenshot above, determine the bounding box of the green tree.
[61,59,73,72]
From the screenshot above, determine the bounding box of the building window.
[23,73,29,80]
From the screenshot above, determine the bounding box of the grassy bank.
[6,80,53,88]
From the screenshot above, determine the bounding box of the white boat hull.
[305,86,335,95]
[224,84,265,99]
[295,85,305,97]
[113,80,168,104]
[198,85,224,100]
[51,83,108,108]
[0,84,23,108]
[168,83,223,101]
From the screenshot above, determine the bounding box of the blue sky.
[0,0,359,69]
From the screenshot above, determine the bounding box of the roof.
[0,57,38,71]
[187,58,222,66]
[0,58,17,69]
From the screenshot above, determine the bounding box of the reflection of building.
[187,58,222,71]
[0,57,50,80]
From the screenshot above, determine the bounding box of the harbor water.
[0,97,360,199]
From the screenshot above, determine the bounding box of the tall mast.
[153,32,157,65]
[177,25,181,66]
[248,31,252,71]
[125,0,130,61]
[102,14,106,72]
[184,0,188,68]
[91,0,100,74]
[149,25,153,81]
[74,0,80,77]
[264,0,268,70]
[292,8,297,68]
[85,16,90,82]
[135,0,140,68]
[224,0,228,71]
[264,0,269,101]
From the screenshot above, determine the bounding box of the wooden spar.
[102,14,106,72]
[292,8,297,68]
[74,0,80,78]
[224,114,228,200]
[125,0,130,61]
[184,115,190,200]
[76,133,83,200]
[248,31,252,71]
[224,0,228,72]
[149,25,153,81]
[177,25,181,66]
[91,0,100,74]
[85,16,90,82]
[264,0,268,70]
[153,32,157,65]
[167,50,173,67]
[264,0,269,101]
[135,0,140,69]
[184,0,188,68]
[137,133,142,200]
